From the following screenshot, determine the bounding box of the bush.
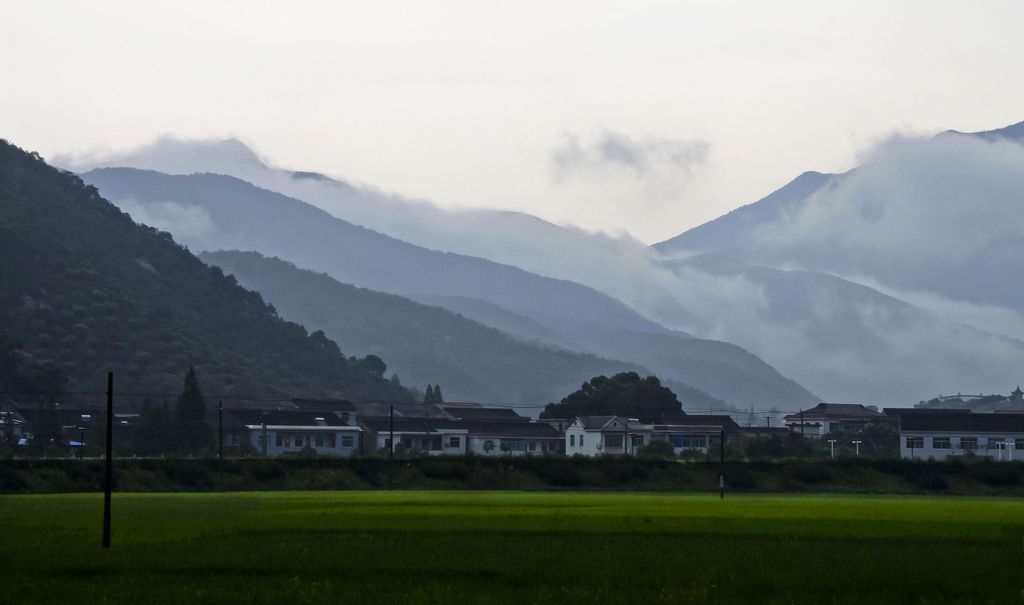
[637,439,675,460]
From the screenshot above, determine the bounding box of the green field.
[2,492,1022,604]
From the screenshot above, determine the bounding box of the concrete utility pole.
[827,439,837,460]
[852,440,862,456]
[102,371,113,549]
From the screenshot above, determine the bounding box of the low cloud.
[118,198,215,241]
[549,130,710,201]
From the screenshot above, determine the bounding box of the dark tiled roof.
[290,399,357,412]
[884,407,971,416]
[441,405,529,422]
[227,409,350,427]
[898,412,1024,433]
[663,413,745,434]
[352,402,446,418]
[577,416,623,430]
[784,403,882,421]
[459,421,561,438]
[359,416,465,434]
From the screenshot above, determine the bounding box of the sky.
[3,0,1024,243]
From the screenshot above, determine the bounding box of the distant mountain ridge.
[0,139,411,400]
[201,250,729,409]
[82,167,819,408]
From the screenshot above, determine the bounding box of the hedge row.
[1,456,1022,495]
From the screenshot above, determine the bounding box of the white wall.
[900,431,1024,461]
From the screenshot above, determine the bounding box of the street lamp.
[827,439,837,460]
[852,440,862,456]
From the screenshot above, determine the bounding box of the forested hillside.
[202,251,729,407]
[0,140,411,401]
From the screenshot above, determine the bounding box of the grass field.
[1,491,1022,604]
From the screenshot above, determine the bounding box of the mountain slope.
[201,250,685,406]
[81,167,819,407]
[0,139,411,401]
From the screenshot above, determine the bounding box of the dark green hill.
[0,140,410,401]
[201,250,725,408]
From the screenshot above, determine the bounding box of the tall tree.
[540,372,683,423]
[433,384,444,404]
[175,366,209,453]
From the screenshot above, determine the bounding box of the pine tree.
[175,366,209,453]
[433,384,444,404]
[424,384,436,404]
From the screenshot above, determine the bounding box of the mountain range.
[62,118,1024,406]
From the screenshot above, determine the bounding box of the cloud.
[549,130,710,200]
[117,198,215,241]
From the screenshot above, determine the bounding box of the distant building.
[359,416,468,456]
[886,409,1024,461]
[463,420,563,455]
[565,414,741,457]
[565,416,631,456]
[783,403,884,438]
[225,407,361,457]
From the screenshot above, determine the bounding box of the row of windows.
[270,433,354,449]
[384,435,462,451]
[906,436,1024,450]
[570,433,720,449]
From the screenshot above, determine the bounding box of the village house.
[463,420,563,455]
[784,403,884,438]
[565,416,633,456]
[225,408,362,457]
[358,416,469,455]
[887,409,1024,461]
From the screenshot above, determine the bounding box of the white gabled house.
[565,416,633,456]
[225,408,362,457]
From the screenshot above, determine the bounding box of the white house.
[565,416,635,456]
[890,409,1024,461]
[226,408,362,457]
[784,403,884,438]
[463,421,563,456]
[359,416,468,456]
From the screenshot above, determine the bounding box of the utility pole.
[261,418,268,458]
[827,439,837,460]
[765,416,771,428]
[218,400,224,486]
[389,404,395,490]
[102,371,113,549]
[719,429,725,500]
[852,440,862,456]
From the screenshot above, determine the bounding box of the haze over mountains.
[81,167,813,408]
[65,119,1024,406]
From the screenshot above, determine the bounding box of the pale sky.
[3,0,1023,243]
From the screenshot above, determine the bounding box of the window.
[986,438,1005,450]
[682,435,707,449]
[275,434,283,448]
[325,433,337,448]
[1016,439,1024,451]
[932,437,951,449]
[483,439,495,452]
[294,435,303,448]
[905,436,924,449]
[340,412,350,425]
[670,435,683,448]
[605,434,623,448]
[959,437,977,450]
[384,438,392,451]
[569,434,575,447]
[528,441,537,452]
[631,434,644,447]
[449,436,461,448]
[431,436,442,451]
[340,435,353,448]
[401,436,413,449]
[829,422,839,432]
[315,435,324,448]
[579,435,584,447]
